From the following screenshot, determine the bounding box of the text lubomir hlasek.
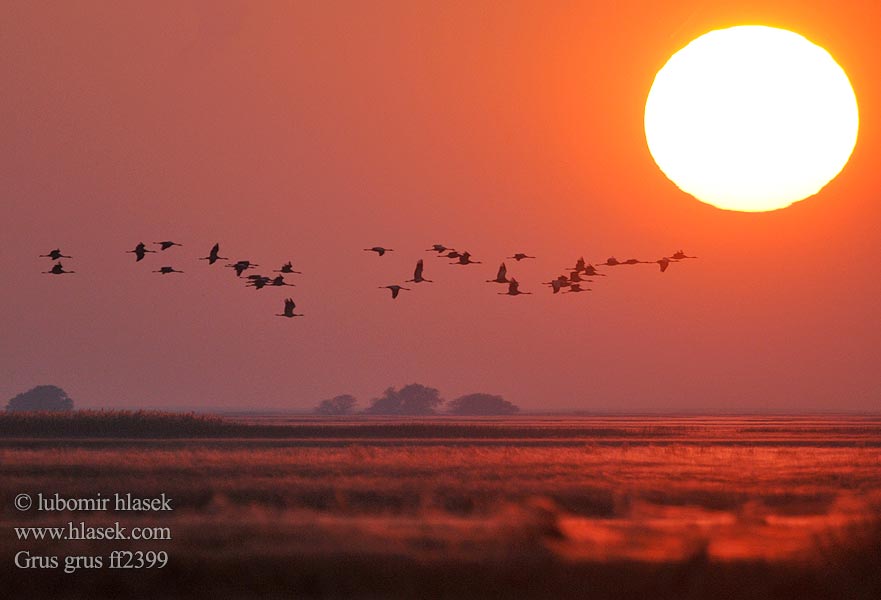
[36,493,172,512]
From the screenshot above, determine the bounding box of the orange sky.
[2,0,879,412]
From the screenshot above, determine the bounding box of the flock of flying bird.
[369,244,696,298]
[38,241,697,317]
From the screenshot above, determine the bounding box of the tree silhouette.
[447,393,518,415]
[6,385,74,412]
[314,394,358,415]
[364,384,443,415]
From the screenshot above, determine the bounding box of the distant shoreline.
[2,410,881,440]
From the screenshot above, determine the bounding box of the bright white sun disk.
[644,26,859,212]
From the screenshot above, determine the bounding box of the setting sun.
[644,25,859,212]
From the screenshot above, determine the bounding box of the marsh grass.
[2,414,880,598]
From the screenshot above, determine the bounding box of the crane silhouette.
[499,278,531,296]
[43,262,74,275]
[564,283,591,293]
[486,262,510,284]
[452,252,481,265]
[439,250,461,259]
[274,261,302,274]
[544,275,570,288]
[582,263,605,277]
[655,257,678,272]
[226,260,258,277]
[127,242,155,262]
[268,275,295,287]
[671,250,698,260]
[425,244,452,253]
[246,275,271,289]
[406,259,432,283]
[364,246,393,256]
[379,285,410,299]
[276,298,303,318]
[153,266,183,274]
[40,249,71,260]
[154,241,182,251]
[548,279,569,294]
[199,243,227,265]
[507,253,535,261]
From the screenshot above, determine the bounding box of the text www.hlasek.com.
[12,492,173,574]
[16,522,171,541]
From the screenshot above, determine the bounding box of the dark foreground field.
[2,413,881,599]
